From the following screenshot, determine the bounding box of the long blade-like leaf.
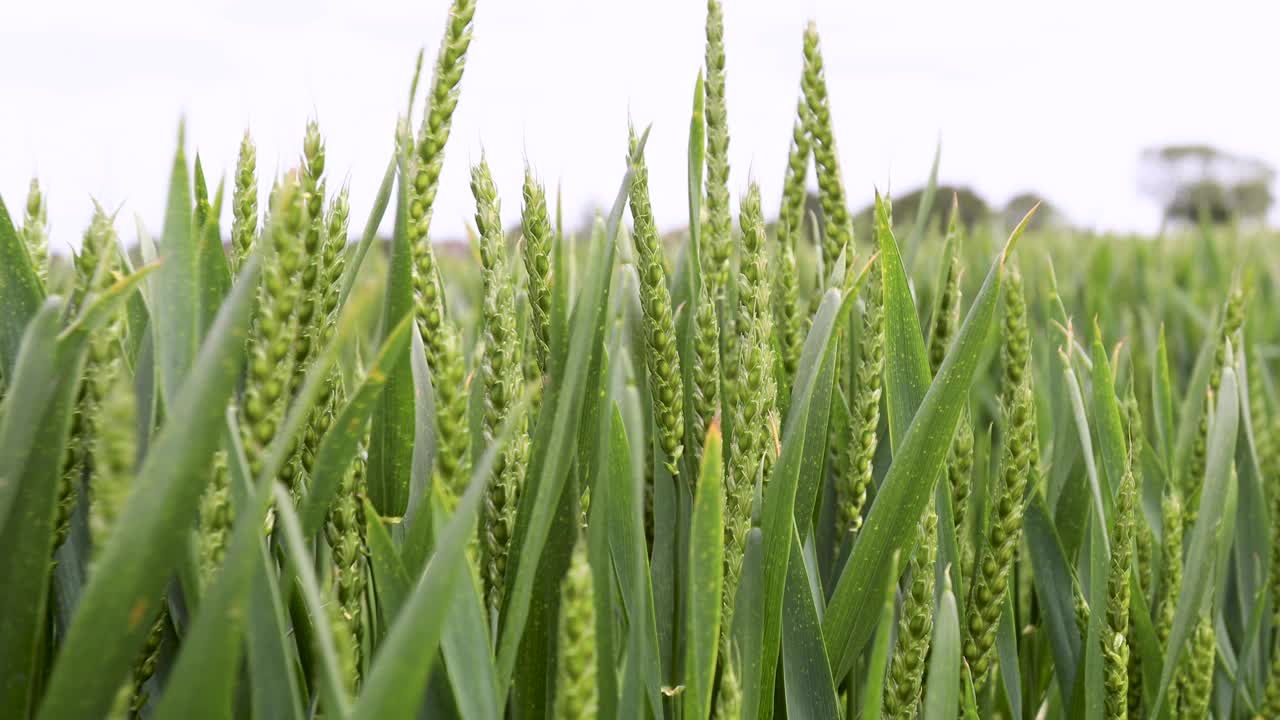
[877,190,931,449]
[151,455,276,720]
[1150,348,1240,717]
[922,579,961,719]
[367,133,415,516]
[350,400,520,720]
[300,314,414,536]
[153,124,198,405]
[824,211,1035,680]
[274,486,352,718]
[0,299,75,714]
[0,193,45,377]
[495,148,641,693]
[37,253,261,720]
[682,425,723,720]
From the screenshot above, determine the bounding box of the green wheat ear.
[326,581,358,698]
[723,182,776,641]
[241,178,306,479]
[521,165,553,378]
[131,606,168,714]
[883,506,937,720]
[326,434,368,685]
[1001,266,1031,396]
[1270,427,1280,623]
[802,21,852,275]
[1105,452,1137,720]
[1179,614,1215,717]
[409,0,476,509]
[287,120,328,404]
[297,183,353,496]
[198,455,232,588]
[927,200,963,376]
[472,156,529,621]
[553,533,597,719]
[964,267,1036,688]
[702,0,732,297]
[88,368,136,572]
[773,92,811,390]
[57,207,125,556]
[932,202,973,542]
[1154,488,1184,710]
[21,178,50,285]
[1262,644,1280,717]
[690,277,721,470]
[627,125,686,476]
[231,130,258,275]
[839,251,883,539]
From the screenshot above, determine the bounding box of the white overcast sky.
[2,0,1277,250]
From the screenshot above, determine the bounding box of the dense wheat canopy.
[2,2,1278,719]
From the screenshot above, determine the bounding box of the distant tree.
[1138,144,1274,225]
[1002,191,1063,231]
[843,185,990,240]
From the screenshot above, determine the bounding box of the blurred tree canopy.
[1002,191,1063,232]
[1139,144,1275,225]
[844,184,991,239]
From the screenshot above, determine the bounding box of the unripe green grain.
[1124,394,1152,719]
[326,582,358,696]
[199,454,232,587]
[553,534,597,719]
[131,607,167,714]
[1156,490,1183,711]
[838,258,883,538]
[404,0,476,504]
[627,128,686,475]
[409,0,476,508]
[1106,458,1137,719]
[931,210,972,540]
[1271,429,1280,625]
[802,22,852,274]
[1179,616,1215,718]
[690,279,721,469]
[296,189,354,496]
[773,97,811,386]
[473,157,529,618]
[88,370,136,571]
[21,178,49,284]
[241,179,306,479]
[948,411,974,543]
[772,239,802,394]
[702,0,731,297]
[963,359,1035,688]
[288,121,328,408]
[318,187,350,334]
[723,184,777,638]
[57,209,124,554]
[1001,267,1030,397]
[231,130,258,274]
[927,207,962,376]
[521,166,553,377]
[1262,650,1280,718]
[326,440,368,686]
[883,506,937,720]
[1104,630,1130,720]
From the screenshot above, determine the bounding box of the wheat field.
[2,1,1278,719]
